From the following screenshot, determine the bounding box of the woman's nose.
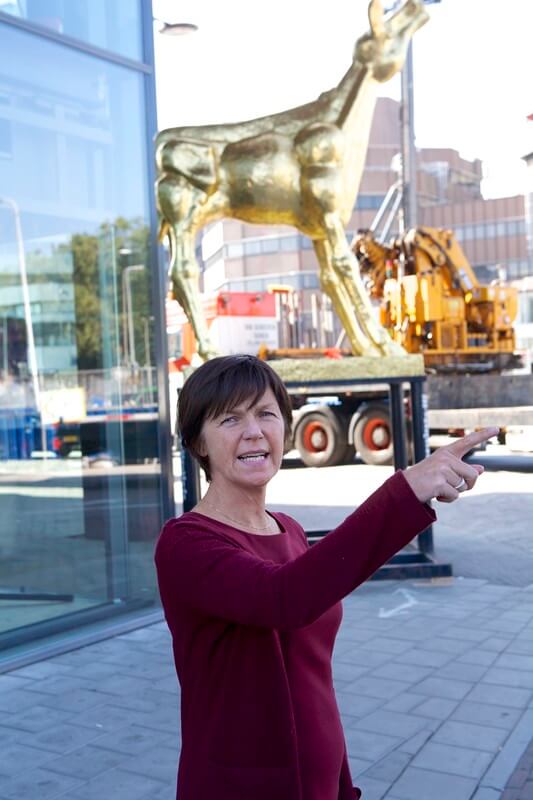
[243,416,264,438]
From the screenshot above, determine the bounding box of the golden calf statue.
[155,0,428,360]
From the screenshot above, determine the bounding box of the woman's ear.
[196,434,207,458]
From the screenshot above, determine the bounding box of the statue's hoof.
[385,344,407,357]
[355,344,383,358]
[198,348,219,362]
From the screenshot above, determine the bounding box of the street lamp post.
[0,195,49,455]
[0,197,40,407]
[400,0,441,230]
[1,316,7,374]
[122,264,145,367]
[400,42,417,230]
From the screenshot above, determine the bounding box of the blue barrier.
[0,409,54,460]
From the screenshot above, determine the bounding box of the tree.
[63,217,153,371]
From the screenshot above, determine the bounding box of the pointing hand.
[403,427,499,504]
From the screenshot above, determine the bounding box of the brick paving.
[503,739,533,799]
[0,579,533,800]
[1,576,533,800]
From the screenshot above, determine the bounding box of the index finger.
[445,427,500,459]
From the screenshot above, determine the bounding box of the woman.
[155,354,497,800]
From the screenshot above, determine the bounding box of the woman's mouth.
[237,452,269,462]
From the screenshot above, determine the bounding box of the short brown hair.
[178,355,293,480]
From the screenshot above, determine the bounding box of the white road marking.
[378,588,419,618]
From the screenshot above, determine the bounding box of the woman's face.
[198,387,286,491]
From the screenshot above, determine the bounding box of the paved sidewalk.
[1,577,533,800]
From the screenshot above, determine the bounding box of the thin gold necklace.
[200,501,276,533]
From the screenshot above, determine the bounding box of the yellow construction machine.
[352,226,519,372]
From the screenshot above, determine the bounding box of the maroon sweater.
[154,471,436,800]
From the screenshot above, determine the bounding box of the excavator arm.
[352,231,399,299]
[401,227,479,293]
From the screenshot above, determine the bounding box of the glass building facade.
[0,0,172,666]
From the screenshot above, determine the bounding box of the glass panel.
[473,265,492,283]
[243,240,261,256]
[225,242,243,259]
[299,235,313,250]
[241,278,262,292]
[0,22,161,643]
[302,272,319,289]
[280,235,299,252]
[0,0,142,60]
[355,194,385,210]
[260,238,279,254]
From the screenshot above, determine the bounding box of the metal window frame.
[140,0,174,523]
[0,0,174,660]
[0,7,151,73]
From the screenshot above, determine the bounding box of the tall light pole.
[400,42,417,230]
[0,196,49,455]
[524,115,533,274]
[400,0,441,230]
[122,264,145,367]
[0,196,40,410]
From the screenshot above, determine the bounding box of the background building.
[0,0,172,669]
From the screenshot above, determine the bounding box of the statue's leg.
[158,175,218,361]
[167,226,217,362]
[313,240,379,357]
[322,212,406,357]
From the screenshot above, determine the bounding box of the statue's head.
[355,0,429,82]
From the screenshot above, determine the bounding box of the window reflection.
[0,22,161,646]
[0,0,142,60]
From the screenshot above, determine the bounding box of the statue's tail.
[158,218,175,275]
[158,218,170,245]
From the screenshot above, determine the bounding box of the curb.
[480,709,533,793]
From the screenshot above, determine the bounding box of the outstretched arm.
[155,470,434,631]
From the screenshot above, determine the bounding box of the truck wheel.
[353,406,393,466]
[294,410,348,468]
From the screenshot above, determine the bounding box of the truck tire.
[294,409,348,468]
[353,405,393,466]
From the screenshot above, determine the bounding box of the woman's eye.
[221,416,237,425]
